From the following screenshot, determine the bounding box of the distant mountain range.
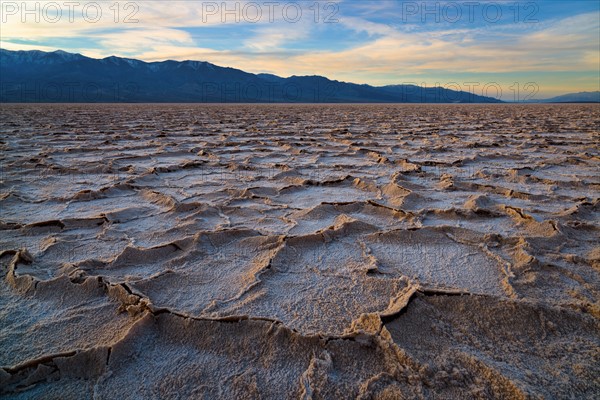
[1,49,596,104]
[526,91,600,103]
[0,49,502,103]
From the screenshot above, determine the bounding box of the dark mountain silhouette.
[1,49,503,103]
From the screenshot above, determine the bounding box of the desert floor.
[1,104,599,399]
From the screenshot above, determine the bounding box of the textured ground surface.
[1,104,599,399]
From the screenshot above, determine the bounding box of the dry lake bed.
[1,104,599,399]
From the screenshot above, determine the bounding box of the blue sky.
[1,0,598,99]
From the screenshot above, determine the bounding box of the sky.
[1,0,599,99]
